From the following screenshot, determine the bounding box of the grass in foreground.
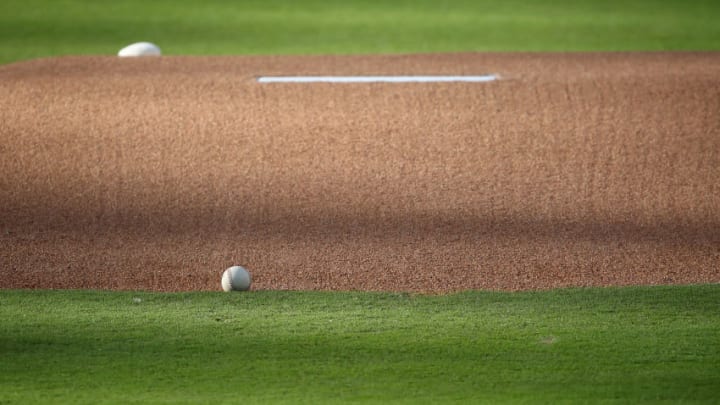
[1,285,719,403]
[1,0,720,64]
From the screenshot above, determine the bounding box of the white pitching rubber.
[257,75,499,83]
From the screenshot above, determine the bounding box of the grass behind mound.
[1,286,718,403]
[2,0,720,64]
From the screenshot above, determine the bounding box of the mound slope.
[1,52,719,292]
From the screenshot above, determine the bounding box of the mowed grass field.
[2,0,720,403]
[2,287,720,403]
[1,0,720,64]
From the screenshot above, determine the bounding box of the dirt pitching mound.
[1,52,719,292]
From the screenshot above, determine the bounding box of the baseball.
[221,265,252,292]
[117,42,162,57]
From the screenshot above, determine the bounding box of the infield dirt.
[1,52,719,292]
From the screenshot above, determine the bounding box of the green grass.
[1,0,720,64]
[1,286,719,403]
[2,2,719,403]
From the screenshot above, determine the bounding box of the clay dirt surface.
[1,52,719,293]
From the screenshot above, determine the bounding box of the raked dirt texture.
[1,52,718,293]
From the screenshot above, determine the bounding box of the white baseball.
[118,42,162,57]
[221,266,252,292]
